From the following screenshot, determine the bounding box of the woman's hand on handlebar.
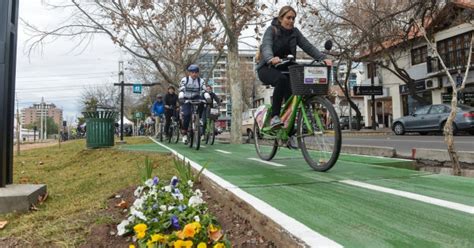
[269,56,281,65]
[324,59,333,66]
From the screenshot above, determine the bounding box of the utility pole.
[370,63,376,130]
[16,94,20,156]
[40,99,43,141]
[114,61,159,142]
[118,61,125,143]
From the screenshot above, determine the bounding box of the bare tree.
[416,20,473,175]
[25,0,224,86]
[203,0,264,144]
[317,0,445,105]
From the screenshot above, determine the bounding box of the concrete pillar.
[391,85,403,119]
[432,89,442,104]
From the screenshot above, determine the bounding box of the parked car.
[339,116,364,130]
[242,108,256,141]
[392,104,474,135]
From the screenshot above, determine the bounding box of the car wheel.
[419,132,428,135]
[469,131,474,135]
[393,122,405,135]
[246,129,253,143]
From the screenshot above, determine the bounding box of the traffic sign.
[353,86,383,95]
[133,84,142,94]
[134,112,143,119]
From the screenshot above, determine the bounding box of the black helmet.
[187,64,199,72]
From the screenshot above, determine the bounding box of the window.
[429,105,448,114]
[437,31,474,69]
[414,105,431,115]
[411,46,427,65]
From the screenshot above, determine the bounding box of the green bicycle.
[253,59,341,172]
[204,105,220,145]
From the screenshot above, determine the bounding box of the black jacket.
[164,93,178,108]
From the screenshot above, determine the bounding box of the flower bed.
[117,176,230,248]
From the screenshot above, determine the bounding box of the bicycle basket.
[209,108,219,120]
[288,64,329,96]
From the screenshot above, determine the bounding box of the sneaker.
[287,136,299,149]
[182,136,188,145]
[270,116,283,128]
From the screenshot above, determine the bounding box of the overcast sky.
[16,1,122,123]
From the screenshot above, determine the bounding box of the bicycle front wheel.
[297,96,341,172]
[253,121,278,161]
[209,120,216,145]
[193,115,201,150]
[172,124,180,144]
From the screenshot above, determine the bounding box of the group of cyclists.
[148,64,221,145]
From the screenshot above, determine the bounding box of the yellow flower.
[183,223,196,238]
[134,223,148,233]
[174,240,193,248]
[176,230,185,240]
[213,243,225,248]
[208,224,218,233]
[197,242,207,248]
[192,221,202,232]
[136,231,146,239]
[151,234,166,243]
[146,240,154,248]
[129,245,136,248]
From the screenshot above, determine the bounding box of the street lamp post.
[0,0,19,187]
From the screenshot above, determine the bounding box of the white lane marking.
[341,180,474,215]
[150,137,342,247]
[215,149,231,154]
[248,158,286,167]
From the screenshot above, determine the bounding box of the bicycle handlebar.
[184,99,207,104]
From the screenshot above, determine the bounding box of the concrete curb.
[341,144,396,157]
[413,148,474,164]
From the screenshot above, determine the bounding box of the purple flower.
[152,203,159,210]
[151,218,159,222]
[170,176,179,188]
[170,215,180,229]
[153,176,159,185]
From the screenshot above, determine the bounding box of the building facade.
[196,49,257,129]
[21,98,63,127]
[361,2,473,128]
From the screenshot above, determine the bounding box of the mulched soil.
[79,184,276,248]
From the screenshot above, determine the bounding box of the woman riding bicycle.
[256,5,328,128]
[178,64,206,144]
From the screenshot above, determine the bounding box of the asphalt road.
[342,135,474,155]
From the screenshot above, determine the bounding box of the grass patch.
[0,137,175,247]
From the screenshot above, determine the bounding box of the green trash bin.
[83,111,118,149]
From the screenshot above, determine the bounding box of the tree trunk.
[445,91,461,176]
[227,39,242,144]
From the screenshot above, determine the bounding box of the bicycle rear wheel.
[159,122,164,142]
[208,119,216,145]
[253,121,278,160]
[297,96,341,172]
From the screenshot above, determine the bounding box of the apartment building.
[21,98,63,127]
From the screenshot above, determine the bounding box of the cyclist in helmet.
[151,94,165,137]
[178,64,206,144]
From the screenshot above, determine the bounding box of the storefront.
[441,83,474,107]
[399,81,433,116]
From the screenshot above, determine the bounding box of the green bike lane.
[143,139,474,247]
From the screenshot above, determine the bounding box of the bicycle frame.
[260,95,326,141]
